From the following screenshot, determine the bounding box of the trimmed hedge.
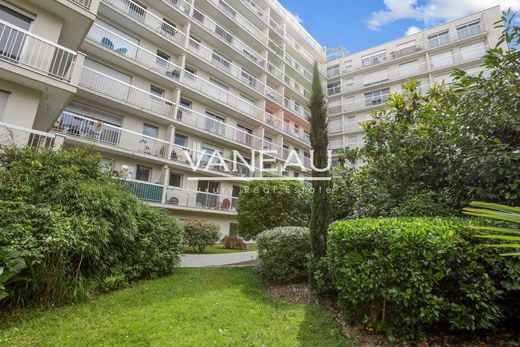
[325,217,520,338]
[257,227,310,283]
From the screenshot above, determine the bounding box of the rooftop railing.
[0,19,77,81]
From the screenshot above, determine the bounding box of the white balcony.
[186,37,265,94]
[103,0,187,48]
[162,0,192,16]
[191,8,266,69]
[427,23,485,49]
[80,67,177,119]
[87,23,182,81]
[0,19,77,82]
[0,122,57,151]
[283,122,310,143]
[206,0,267,45]
[69,0,93,10]
[165,186,238,213]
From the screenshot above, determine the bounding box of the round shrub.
[326,217,518,338]
[184,221,220,253]
[257,227,310,283]
[221,236,246,250]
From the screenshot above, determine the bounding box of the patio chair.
[101,37,114,49]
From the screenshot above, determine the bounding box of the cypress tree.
[308,62,331,279]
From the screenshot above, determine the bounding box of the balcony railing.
[69,0,92,10]
[283,122,310,143]
[427,23,485,49]
[0,19,77,81]
[0,122,56,151]
[165,186,238,213]
[125,180,163,202]
[88,23,182,81]
[191,8,266,69]
[207,0,267,45]
[103,0,187,48]
[80,67,177,119]
[186,37,265,94]
[162,0,192,16]
[182,70,264,122]
[54,111,171,159]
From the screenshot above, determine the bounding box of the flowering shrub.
[221,236,246,250]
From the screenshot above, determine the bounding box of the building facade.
[0,1,506,237]
[325,6,504,159]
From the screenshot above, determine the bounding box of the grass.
[0,268,348,346]
[183,244,258,254]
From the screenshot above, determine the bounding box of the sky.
[278,0,520,55]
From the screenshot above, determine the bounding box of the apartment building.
[0,2,506,237]
[324,6,505,160]
[0,0,325,236]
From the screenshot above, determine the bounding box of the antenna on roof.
[326,46,348,61]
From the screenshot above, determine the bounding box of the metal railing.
[103,0,187,48]
[191,8,266,69]
[125,180,163,202]
[165,186,238,212]
[427,23,485,49]
[88,23,182,81]
[69,0,92,10]
[283,122,310,143]
[163,0,192,16]
[0,122,56,151]
[186,37,265,94]
[0,19,77,81]
[207,0,267,45]
[80,67,177,119]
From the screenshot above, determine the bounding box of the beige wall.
[0,78,40,127]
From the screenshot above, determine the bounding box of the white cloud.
[366,0,520,30]
[405,25,422,36]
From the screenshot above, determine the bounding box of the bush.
[257,227,310,283]
[0,248,26,301]
[184,221,220,253]
[0,147,184,307]
[237,180,311,240]
[326,217,519,338]
[222,236,246,250]
[390,191,457,217]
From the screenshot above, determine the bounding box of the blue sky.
[278,0,520,55]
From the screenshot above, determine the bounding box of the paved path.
[181,251,258,267]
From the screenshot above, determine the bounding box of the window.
[327,64,340,78]
[196,181,220,208]
[344,60,352,70]
[169,172,182,187]
[363,69,389,86]
[205,111,225,135]
[215,25,233,43]
[150,86,164,102]
[365,88,390,106]
[460,41,486,61]
[0,91,9,121]
[212,50,231,71]
[294,172,299,178]
[0,3,33,61]
[136,165,152,182]
[263,136,273,150]
[362,51,387,68]
[161,18,176,37]
[457,21,481,40]
[184,66,197,80]
[143,124,158,138]
[329,119,342,133]
[156,50,170,67]
[174,133,188,148]
[236,124,253,145]
[229,223,239,237]
[218,0,236,17]
[327,82,341,95]
[431,51,454,69]
[428,30,450,48]
[189,36,201,50]
[177,98,192,120]
[241,69,256,88]
[399,60,420,77]
[192,9,204,22]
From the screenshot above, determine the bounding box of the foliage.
[237,179,311,240]
[464,201,520,256]
[390,191,458,217]
[308,63,332,279]
[257,227,310,283]
[0,248,26,301]
[332,13,520,220]
[221,236,246,250]
[0,147,183,307]
[183,221,220,253]
[325,217,520,338]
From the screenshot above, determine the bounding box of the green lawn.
[183,244,258,254]
[0,268,348,347]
